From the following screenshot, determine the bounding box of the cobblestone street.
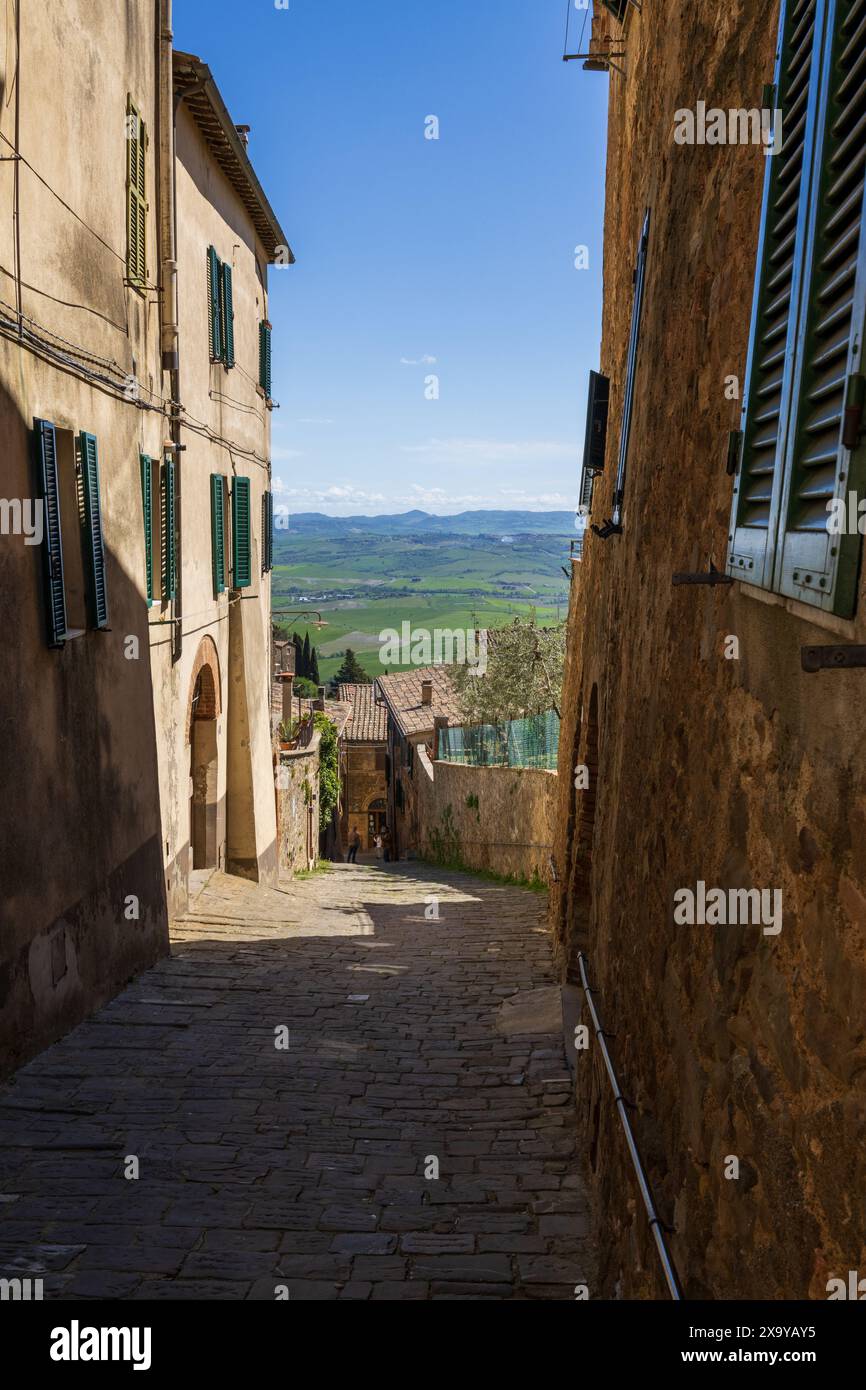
[0,863,592,1300]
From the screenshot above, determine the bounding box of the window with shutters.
[728,0,866,617]
[232,475,252,589]
[126,99,147,290]
[211,474,227,596]
[261,490,274,574]
[259,320,272,398]
[140,453,164,606]
[161,458,177,601]
[592,210,650,540]
[34,421,109,645]
[207,248,235,368]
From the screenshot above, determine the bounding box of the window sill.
[735,581,858,639]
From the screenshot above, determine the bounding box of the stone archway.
[187,637,222,871]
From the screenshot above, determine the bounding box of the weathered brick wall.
[554,1,866,1299]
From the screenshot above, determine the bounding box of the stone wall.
[417,749,557,886]
[552,1,866,1300]
[277,735,321,876]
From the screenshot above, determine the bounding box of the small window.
[375,748,387,773]
[161,458,177,601]
[34,420,109,645]
[207,248,235,368]
[232,476,251,589]
[211,474,227,596]
[126,99,147,289]
[259,320,272,397]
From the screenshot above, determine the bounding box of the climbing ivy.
[314,711,340,833]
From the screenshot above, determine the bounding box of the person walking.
[381,825,392,864]
[347,828,361,864]
[374,832,383,861]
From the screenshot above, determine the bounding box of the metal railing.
[577,951,684,1300]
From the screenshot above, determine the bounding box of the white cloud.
[400,354,438,366]
[296,417,335,425]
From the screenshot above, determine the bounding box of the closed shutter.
[162,458,177,600]
[775,0,866,614]
[579,466,594,513]
[259,320,272,396]
[268,490,274,570]
[208,247,222,362]
[140,454,153,605]
[727,0,825,587]
[596,209,650,538]
[80,432,109,629]
[261,490,274,572]
[220,263,235,367]
[232,475,252,588]
[211,474,226,595]
[127,100,147,287]
[34,418,67,648]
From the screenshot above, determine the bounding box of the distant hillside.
[284,509,574,537]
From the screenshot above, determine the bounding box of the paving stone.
[0,863,594,1302]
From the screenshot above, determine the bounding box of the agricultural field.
[271,514,574,685]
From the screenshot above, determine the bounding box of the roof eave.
[173,51,294,264]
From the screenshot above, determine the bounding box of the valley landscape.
[272,510,575,684]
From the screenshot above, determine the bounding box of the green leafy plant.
[314,711,340,833]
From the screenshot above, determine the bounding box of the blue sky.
[175,0,607,515]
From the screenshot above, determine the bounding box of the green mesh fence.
[439,710,560,771]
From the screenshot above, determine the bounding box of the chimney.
[421,678,433,707]
[314,685,326,712]
[235,124,250,146]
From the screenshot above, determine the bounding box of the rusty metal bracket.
[672,562,734,587]
[592,517,623,540]
[801,644,866,673]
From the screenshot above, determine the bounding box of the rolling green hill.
[271,515,574,684]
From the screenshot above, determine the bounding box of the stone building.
[0,3,289,1074]
[554,0,866,1298]
[377,667,464,859]
[338,684,388,852]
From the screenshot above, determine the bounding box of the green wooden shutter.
[727,0,825,587]
[162,458,177,600]
[259,320,272,396]
[34,418,67,648]
[126,99,146,287]
[140,454,153,606]
[208,246,222,362]
[774,0,866,614]
[232,476,251,588]
[211,474,226,595]
[220,263,235,367]
[80,432,109,629]
[261,490,274,573]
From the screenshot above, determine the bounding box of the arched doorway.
[367,798,387,849]
[187,637,222,871]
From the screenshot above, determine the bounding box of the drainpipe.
[157,0,183,662]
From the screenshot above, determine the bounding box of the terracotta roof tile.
[338,684,388,743]
[376,666,465,738]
